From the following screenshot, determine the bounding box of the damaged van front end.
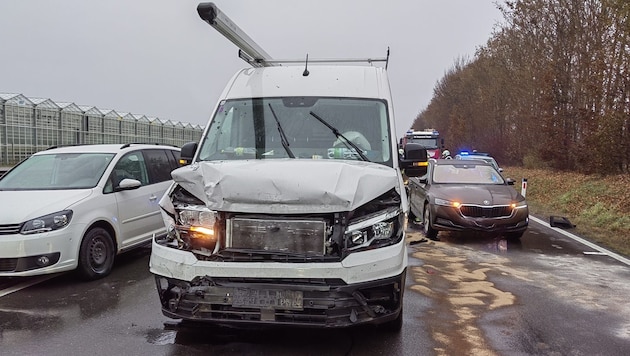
[151,158,408,329]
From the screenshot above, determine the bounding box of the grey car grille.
[460,205,512,218]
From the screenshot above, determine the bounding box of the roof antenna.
[302,54,310,76]
[385,47,390,70]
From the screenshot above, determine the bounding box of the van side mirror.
[179,142,198,166]
[399,143,428,177]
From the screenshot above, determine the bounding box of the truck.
[149,2,428,331]
[402,129,444,159]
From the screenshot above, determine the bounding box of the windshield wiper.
[308,111,370,161]
[268,104,295,158]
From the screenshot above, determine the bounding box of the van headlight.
[21,210,73,235]
[345,207,402,251]
[171,205,220,252]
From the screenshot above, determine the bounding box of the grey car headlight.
[434,197,462,208]
[21,210,73,234]
[511,200,528,210]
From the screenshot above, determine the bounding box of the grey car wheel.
[423,204,438,240]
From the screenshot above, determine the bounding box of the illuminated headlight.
[435,198,461,208]
[511,201,528,209]
[21,210,73,235]
[345,208,400,250]
[174,205,219,250]
[178,208,217,228]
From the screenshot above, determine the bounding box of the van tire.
[77,227,115,280]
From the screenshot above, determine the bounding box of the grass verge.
[502,167,630,258]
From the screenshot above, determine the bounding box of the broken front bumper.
[154,270,405,328]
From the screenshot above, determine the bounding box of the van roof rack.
[262,56,388,66]
[197,2,389,69]
[197,2,274,67]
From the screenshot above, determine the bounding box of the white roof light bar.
[197,2,275,67]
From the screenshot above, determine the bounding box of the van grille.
[227,217,327,255]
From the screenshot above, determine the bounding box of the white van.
[149,2,427,331]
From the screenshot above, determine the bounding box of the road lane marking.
[0,274,58,298]
[529,215,630,266]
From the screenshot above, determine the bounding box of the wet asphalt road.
[1,219,629,356]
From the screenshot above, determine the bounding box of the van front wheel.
[77,227,115,280]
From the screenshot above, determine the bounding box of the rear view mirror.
[179,142,198,166]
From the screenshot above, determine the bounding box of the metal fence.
[0,93,205,165]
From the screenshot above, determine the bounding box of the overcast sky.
[0,0,502,137]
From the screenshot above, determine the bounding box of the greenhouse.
[0,93,204,165]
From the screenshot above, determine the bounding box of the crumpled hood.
[171,159,400,213]
[0,190,92,224]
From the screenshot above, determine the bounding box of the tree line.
[413,0,629,174]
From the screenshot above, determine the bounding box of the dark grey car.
[407,159,528,240]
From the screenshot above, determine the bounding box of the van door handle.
[149,194,158,202]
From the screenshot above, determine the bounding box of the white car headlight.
[21,210,73,235]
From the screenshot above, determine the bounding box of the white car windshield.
[0,153,114,190]
[432,163,505,184]
[196,97,393,166]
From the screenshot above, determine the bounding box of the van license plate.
[232,288,303,310]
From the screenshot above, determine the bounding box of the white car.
[0,144,180,280]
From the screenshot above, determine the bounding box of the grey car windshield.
[432,164,505,184]
[0,153,114,190]
[196,97,393,166]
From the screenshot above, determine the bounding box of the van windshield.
[196,97,393,166]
